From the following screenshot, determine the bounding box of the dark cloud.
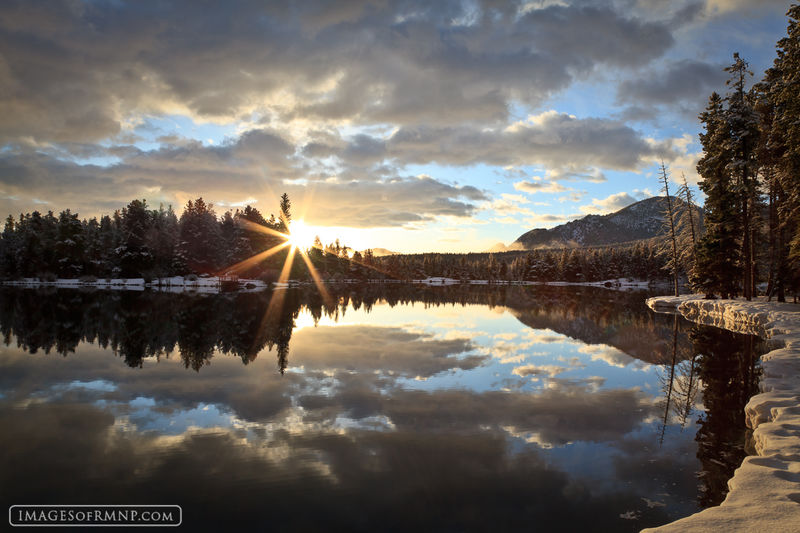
[616,59,727,108]
[514,4,674,71]
[0,400,674,531]
[0,131,487,226]
[290,176,487,227]
[381,112,670,170]
[0,0,683,145]
[290,325,484,376]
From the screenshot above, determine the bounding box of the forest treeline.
[0,189,677,283]
[0,193,356,282]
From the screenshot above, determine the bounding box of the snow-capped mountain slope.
[513,196,700,249]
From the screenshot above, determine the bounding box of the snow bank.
[414,277,461,285]
[643,295,800,533]
[1,276,267,293]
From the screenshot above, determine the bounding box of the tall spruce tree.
[724,53,761,300]
[772,5,800,298]
[753,64,788,301]
[119,199,154,277]
[693,92,741,298]
[177,198,221,274]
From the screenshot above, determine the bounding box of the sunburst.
[217,206,396,355]
[286,220,316,250]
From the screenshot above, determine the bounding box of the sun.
[287,219,317,250]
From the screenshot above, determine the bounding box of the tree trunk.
[661,163,680,297]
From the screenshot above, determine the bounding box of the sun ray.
[297,248,334,306]
[216,212,401,368]
[248,244,297,357]
[265,244,297,317]
[217,241,290,276]
[333,249,398,279]
[237,218,290,240]
[286,219,317,250]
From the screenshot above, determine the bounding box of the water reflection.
[0,285,765,532]
[691,326,761,507]
[0,285,696,370]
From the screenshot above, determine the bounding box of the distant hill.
[367,248,398,256]
[513,196,701,249]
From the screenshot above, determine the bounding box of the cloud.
[579,344,646,369]
[514,181,570,194]
[579,192,638,215]
[0,398,671,531]
[617,60,727,107]
[0,141,488,227]
[616,59,730,121]
[383,111,669,170]
[512,364,569,378]
[0,0,682,146]
[704,0,791,15]
[289,325,485,377]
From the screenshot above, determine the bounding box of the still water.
[0,285,765,532]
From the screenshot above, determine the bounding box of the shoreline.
[1,276,666,293]
[0,276,267,293]
[643,295,800,533]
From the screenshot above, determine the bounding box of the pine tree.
[1,214,18,277]
[178,198,221,274]
[119,199,154,277]
[772,5,800,299]
[147,204,179,277]
[279,193,291,232]
[724,53,761,299]
[693,92,741,298]
[55,209,85,277]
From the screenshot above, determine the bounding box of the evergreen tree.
[177,198,221,274]
[55,209,85,277]
[693,92,741,298]
[279,192,291,232]
[772,5,800,298]
[724,53,761,299]
[119,199,154,277]
[147,204,179,277]
[1,214,18,277]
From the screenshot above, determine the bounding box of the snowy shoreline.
[1,276,662,292]
[0,276,267,293]
[643,295,800,533]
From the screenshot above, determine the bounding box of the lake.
[0,285,765,532]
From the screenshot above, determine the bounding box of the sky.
[0,0,795,253]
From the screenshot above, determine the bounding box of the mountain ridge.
[512,196,701,250]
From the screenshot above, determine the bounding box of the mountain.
[367,247,398,256]
[513,196,701,249]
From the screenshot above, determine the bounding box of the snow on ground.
[414,277,462,285]
[2,276,267,293]
[643,295,800,533]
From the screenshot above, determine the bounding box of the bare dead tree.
[660,161,680,296]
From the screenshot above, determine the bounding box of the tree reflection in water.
[691,326,762,507]
[0,284,701,370]
[655,312,764,508]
